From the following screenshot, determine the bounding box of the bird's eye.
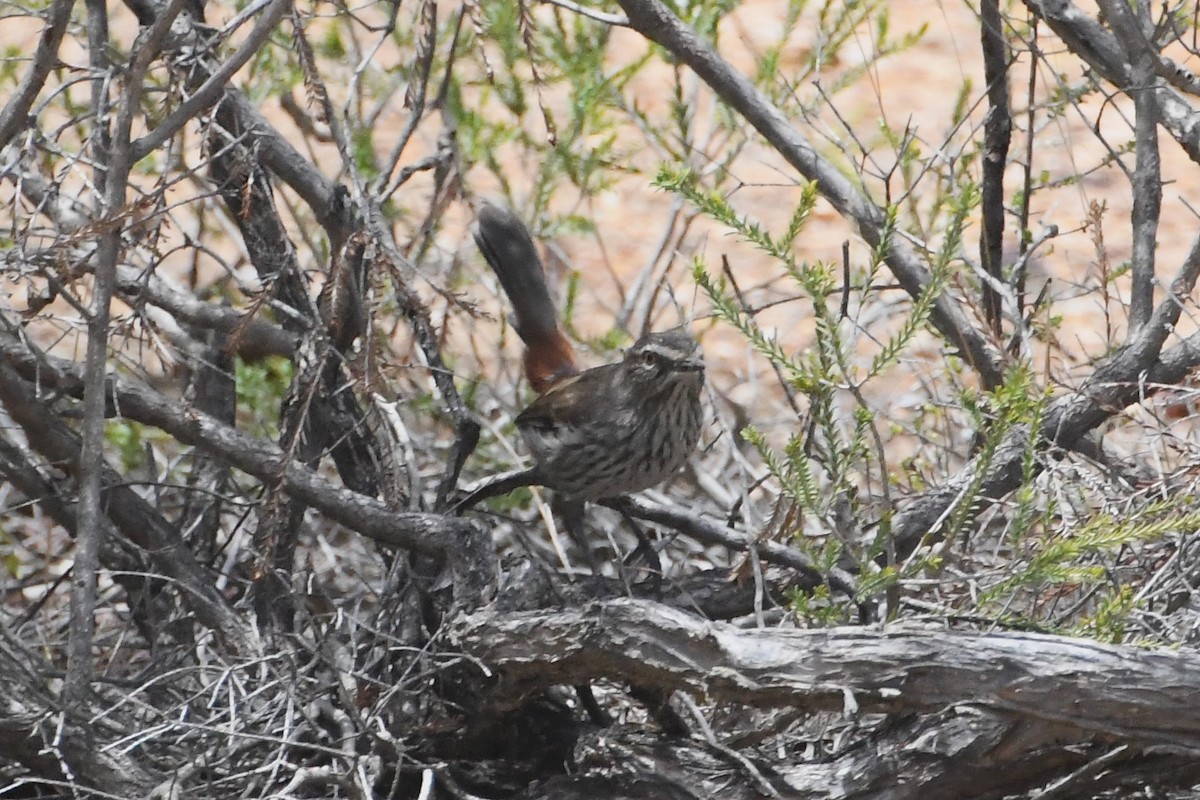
[640,351,657,366]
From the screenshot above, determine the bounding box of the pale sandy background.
[3,0,1197,467]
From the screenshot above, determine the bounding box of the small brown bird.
[465,202,704,505]
[513,329,704,501]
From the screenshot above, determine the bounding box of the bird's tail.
[473,202,579,392]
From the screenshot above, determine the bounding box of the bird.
[461,201,705,508]
[512,329,705,501]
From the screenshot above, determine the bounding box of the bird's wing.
[515,363,622,431]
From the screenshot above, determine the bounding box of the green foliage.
[672,0,737,40]
[1,543,19,580]
[664,168,937,613]
[561,269,582,338]
[459,1,654,222]
[976,501,1200,636]
[422,0,1169,646]
[105,419,149,472]
[593,326,630,353]
[235,356,293,439]
[942,368,1046,549]
[352,127,379,179]
[654,46,1087,620]
[791,582,861,626]
[482,485,537,514]
[246,29,298,103]
[0,45,23,85]
[319,26,347,59]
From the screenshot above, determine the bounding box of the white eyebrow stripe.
[639,343,697,359]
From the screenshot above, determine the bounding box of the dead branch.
[0,0,74,150]
[0,356,254,652]
[892,327,1200,558]
[1026,0,1200,164]
[452,597,1200,750]
[0,325,496,609]
[451,598,1200,797]
[114,264,298,360]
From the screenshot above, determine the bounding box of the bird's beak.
[674,356,705,373]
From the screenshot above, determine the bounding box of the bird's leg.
[450,467,541,513]
[555,496,600,574]
[619,506,664,596]
[574,684,612,727]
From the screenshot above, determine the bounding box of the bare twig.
[614,0,1007,387]
[1096,0,1161,333]
[979,0,1013,337]
[538,0,629,26]
[0,0,75,150]
[0,327,495,608]
[131,0,291,161]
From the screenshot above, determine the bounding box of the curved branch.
[609,496,858,598]
[1025,0,1200,166]
[453,598,1200,752]
[115,263,298,359]
[892,323,1200,558]
[0,359,252,651]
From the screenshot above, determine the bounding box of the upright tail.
[473,202,579,393]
